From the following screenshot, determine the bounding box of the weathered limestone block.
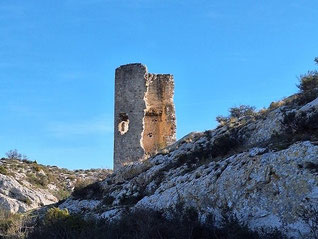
[114,64,176,171]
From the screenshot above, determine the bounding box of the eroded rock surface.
[60,98,318,238]
[0,160,111,213]
[0,174,56,213]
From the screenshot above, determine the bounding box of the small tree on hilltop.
[5,149,22,160]
[297,57,318,93]
[229,105,256,119]
[216,105,257,126]
[297,71,318,92]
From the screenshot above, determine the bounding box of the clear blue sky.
[0,0,317,169]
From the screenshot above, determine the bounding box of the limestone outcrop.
[0,174,56,213]
[60,96,318,238]
[0,159,111,213]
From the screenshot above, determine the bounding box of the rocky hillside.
[0,159,111,213]
[58,92,318,238]
[1,59,317,238]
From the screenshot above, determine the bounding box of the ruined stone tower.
[114,63,176,171]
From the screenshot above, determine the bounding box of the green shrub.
[72,181,103,199]
[29,207,89,238]
[44,207,70,224]
[295,57,318,105]
[0,166,7,175]
[26,173,49,188]
[0,209,24,237]
[270,109,318,151]
[74,179,94,191]
[216,105,257,127]
[297,71,318,92]
[210,130,242,158]
[229,105,256,119]
[53,189,71,201]
[28,207,287,239]
[269,100,285,111]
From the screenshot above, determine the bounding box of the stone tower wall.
[114,64,147,171]
[114,64,176,171]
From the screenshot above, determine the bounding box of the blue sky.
[0,0,317,169]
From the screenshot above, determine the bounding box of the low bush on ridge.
[216,105,257,126]
[216,57,318,127]
[297,57,318,94]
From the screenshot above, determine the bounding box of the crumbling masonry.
[114,63,176,171]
